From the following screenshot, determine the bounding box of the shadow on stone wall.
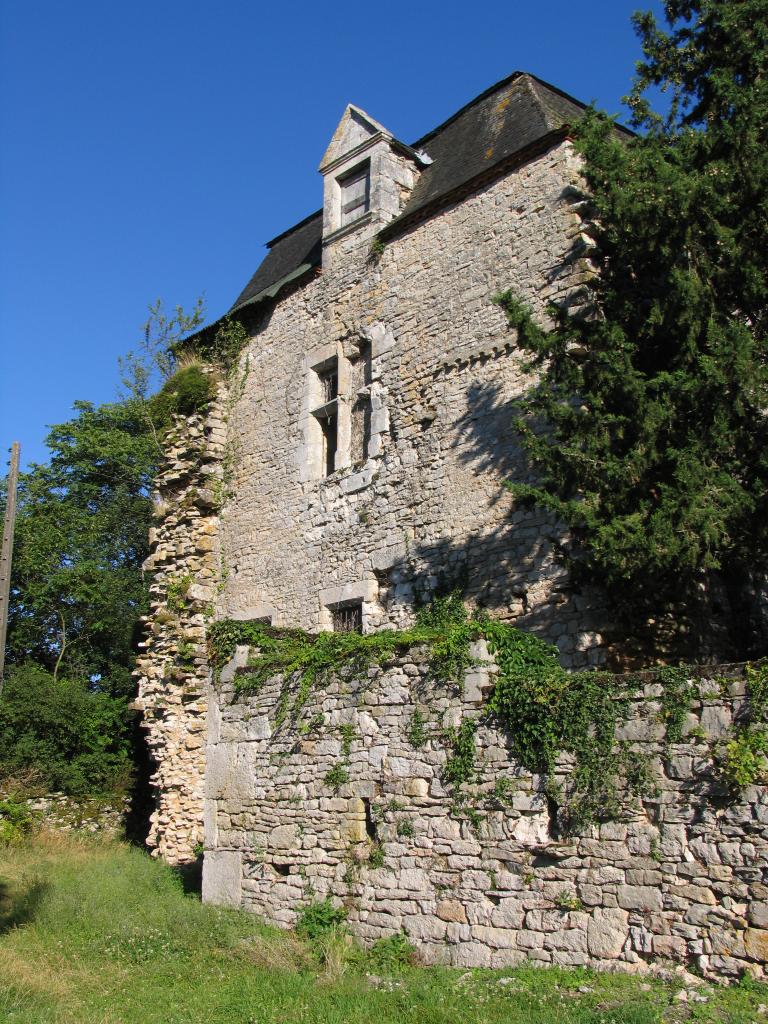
[390,376,767,666]
[386,378,607,667]
[124,716,157,848]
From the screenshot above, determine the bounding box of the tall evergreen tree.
[496,0,768,656]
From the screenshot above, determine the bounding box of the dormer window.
[319,104,423,249]
[339,162,370,227]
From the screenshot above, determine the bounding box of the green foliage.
[189,315,250,375]
[367,237,386,264]
[494,1,768,650]
[463,805,483,834]
[0,798,35,845]
[0,664,133,797]
[296,898,347,939]
[324,764,349,793]
[396,819,414,838]
[208,602,480,724]
[339,722,355,758]
[717,728,768,790]
[0,296,208,801]
[414,590,467,630]
[491,776,515,806]
[211,603,695,828]
[656,666,697,743]
[149,364,215,431]
[367,841,385,869]
[6,399,156,694]
[554,891,584,912]
[166,574,193,612]
[484,624,645,829]
[367,931,416,970]
[405,708,427,748]
[443,719,478,787]
[746,660,768,721]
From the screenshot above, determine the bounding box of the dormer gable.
[319,104,424,254]
[319,105,393,174]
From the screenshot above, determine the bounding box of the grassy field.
[0,832,765,1024]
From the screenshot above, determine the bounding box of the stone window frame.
[297,326,394,486]
[311,355,340,477]
[330,601,363,634]
[319,580,379,633]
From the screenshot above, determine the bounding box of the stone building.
[135,72,768,979]
[207,70,607,655]
[137,70,612,868]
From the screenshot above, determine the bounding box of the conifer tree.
[496,0,768,655]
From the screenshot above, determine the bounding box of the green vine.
[207,596,480,727]
[746,660,768,722]
[207,604,757,829]
[483,622,646,830]
[405,709,427,748]
[656,665,697,743]
[443,719,477,787]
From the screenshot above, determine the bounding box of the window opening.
[331,602,363,634]
[319,410,338,477]
[318,366,338,404]
[339,163,370,227]
[350,340,372,465]
[312,357,339,477]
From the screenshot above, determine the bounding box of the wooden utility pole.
[0,442,20,695]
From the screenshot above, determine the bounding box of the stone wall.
[204,648,768,981]
[134,379,227,864]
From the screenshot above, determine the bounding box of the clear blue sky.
[0,0,665,469]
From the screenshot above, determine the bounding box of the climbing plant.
[208,602,764,829]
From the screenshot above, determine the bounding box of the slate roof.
[224,72,616,319]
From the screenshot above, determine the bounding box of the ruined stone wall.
[134,381,227,864]
[220,140,606,668]
[204,649,768,980]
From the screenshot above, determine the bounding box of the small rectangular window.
[331,602,363,634]
[339,163,370,227]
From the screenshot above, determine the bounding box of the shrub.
[367,931,416,970]
[0,664,133,797]
[150,364,215,430]
[324,765,349,792]
[0,797,35,844]
[296,899,347,940]
[717,728,768,790]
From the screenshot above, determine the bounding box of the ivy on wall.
[206,600,767,831]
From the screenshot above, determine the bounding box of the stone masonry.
[204,649,768,981]
[134,378,226,863]
[138,80,608,864]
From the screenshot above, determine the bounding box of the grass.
[0,832,765,1023]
